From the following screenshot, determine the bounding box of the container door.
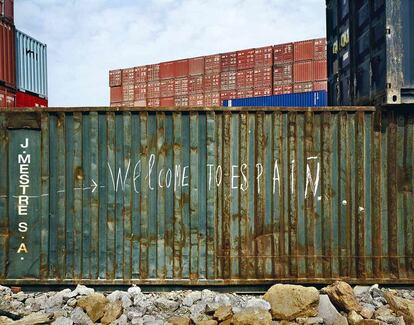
[7,129,41,278]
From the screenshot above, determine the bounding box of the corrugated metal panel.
[223,91,327,107]
[0,19,15,88]
[0,85,15,108]
[15,30,47,98]
[0,0,14,22]
[15,91,48,107]
[1,107,414,285]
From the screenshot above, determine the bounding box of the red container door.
[189,75,204,94]
[160,79,174,97]
[175,96,189,107]
[0,20,15,88]
[313,60,327,81]
[273,64,293,85]
[254,46,273,67]
[273,43,293,64]
[110,86,123,103]
[134,66,147,83]
[109,70,122,87]
[160,61,175,79]
[293,61,313,82]
[314,38,327,60]
[147,64,160,81]
[189,57,204,75]
[313,81,328,91]
[205,55,221,75]
[294,40,315,62]
[122,68,135,85]
[174,77,189,96]
[204,92,220,107]
[254,66,272,88]
[253,87,272,97]
[133,100,146,107]
[134,83,147,101]
[220,52,237,71]
[189,94,204,107]
[293,82,313,93]
[175,59,189,77]
[147,81,160,98]
[237,49,255,70]
[122,84,134,102]
[236,89,254,99]
[220,71,236,91]
[160,97,175,107]
[147,98,160,107]
[236,69,254,89]
[204,73,220,92]
[220,90,237,102]
[1,0,14,22]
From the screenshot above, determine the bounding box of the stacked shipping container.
[109,38,327,107]
[0,1,48,108]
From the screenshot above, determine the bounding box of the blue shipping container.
[15,29,48,98]
[223,91,327,107]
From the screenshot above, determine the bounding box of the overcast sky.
[15,0,326,107]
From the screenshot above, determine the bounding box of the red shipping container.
[204,73,220,92]
[147,64,160,81]
[160,97,175,107]
[220,52,237,71]
[122,68,135,85]
[254,46,273,67]
[160,79,174,97]
[253,66,272,88]
[273,43,293,64]
[134,66,147,83]
[204,92,220,107]
[205,54,221,75]
[189,94,204,107]
[134,83,147,101]
[1,0,14,22]
[220,71,237,91]
[313,80,328,91]
[0,85,15,108]
[189,57,204,75]
[122,84,134,102]
[236,69,254,89]
[0,20,15,88]
[237,89,254,99]
[273,84,293,95]
[188,75,204,94]
[160,61,175,80]
[122,101,134,107]
[220,90,237,102]
[175,96,189,107]
[253,86,272,97]
[273,64,293,83]
[237,48,255,70]
[109,69,122,87]
[174,77,188,96]
[293,61,313,83]
[133,100,146,107]
[147,98,160,108]
[15,91,48,107]
[110,86,122,103]
[293,82,313,93]
[313,60,327,81]
[147,81,160,98]
[314,38,327,60]
[294,40,315,62]
[175,59,189,77]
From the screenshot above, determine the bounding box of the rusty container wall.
[1,107,414,285]
[0,19,15,88]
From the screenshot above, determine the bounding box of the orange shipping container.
[175,96,189,107]
[293,82,313,93]
[189,57,204,75]
[174,77,188,96]
[189,94,204,107]
[254,66,272,88]
[134,66,147,83]
[204,92,220,107]
[147,81,160,98]
[294,40,315,62]
[237,48,255,70]
[122,68,135,85]
[220,52,237,71]
[205,54,221,75]
[175,59,189,77]
[188,75,204,94]
[109,69,122,87]
[160,79,174,97]
[254,46,273,67]
[160,97,175,107]
[147,64,160,81]
[160,61,175,79]
[313,60,327,81]
[134,83,147,101]
[204,73,220,92]
[0,86,15,108]
[293,61,313,83]
[110,86,122,103]
[273,43,293,64]
[236,69,254,89]
[147,98,160,107]
[220,71,237,91]
[0,20,16,88]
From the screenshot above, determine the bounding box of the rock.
[12,312,54,325]
[322,281,363,313]
[182,296,194,307]
[214,305,233,321]
[233,307,273,325]
[168,316,191,325]
[263,284,319,320]
[0,316,13,325]
[205,302,220,315]
[374,306,393,319]
[74,284,94,296]
[101,301,123,325]
[384,292,414,325]
[45,293,64,310]
[214,294,231,305]
[77,293,108,322]
[201,289,216,302]
[348,311,363,325]
[52,317,73,325]
[127,286,142,297]
[246,298,272,311]
[112,314,128,325]
[188,291,202,302]
[333,315,349,325]
[358,320,386,325]
[196,321,218,325]
[70,307,93,325]
[190,302,208,321]
[354,286,371,297]
[12,292,28,302]
[66,298,77,308]
[318,295,343,325]
[296,317,324,324]
[154,297,179,312]
[360,307,375,319]
[106,291,126,303]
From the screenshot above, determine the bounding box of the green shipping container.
[0,106,413,285]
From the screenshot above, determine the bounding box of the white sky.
[15,0,326,107]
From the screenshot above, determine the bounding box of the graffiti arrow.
[91,179,98,193]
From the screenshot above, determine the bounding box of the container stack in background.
[109,38,327,107]
[0,0,48,108]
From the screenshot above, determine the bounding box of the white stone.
[182,296,194,307]
[74,284,94,296]
[245,298,271,311]
[127,286,142,297]
[353,286,371,297]
[70,307,93,325]
[318,295,342,325]
[52,316,74,325]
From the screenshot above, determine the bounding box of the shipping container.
[253,86,272,97]
[326,0,414,105]
[204,91,220,107]
[160,79,174,98]
[0,0,13,22]
[224,90,327,107]
[174,96,188,107]
[110,86,122,103]
[15,91,48,107]
[0,85,14,107]
[147,81,160,99]
[237,48,255,70]
[254,46,273,67]
[314,80,328,92]
[314,38,327,60]
[220,52,237,71]
[273,43,293,64]
[15,30,48,98]
[273,64,293,83]
[0,19,15,88]
[220,90,237,102]
[205,54,221,75]
[134,66,147,84]
[313,60,327,81]
[122,84,134,102]
[160,61,175,80]
[293,61,313,83]
[2,106,414,285]
[220,71,237,91]
[147,98,160,107]
[189,93,204,107]
[253,66,272,88]
[122,68,135,85]
[189,57,204,75]
[174,77,188,96]
[294,39,315,62]
[147,64,160,81]
[188,75,204,94]
[160,97,175,107]
[204,73,220,92]
[134,83,147,101]
[236,88,254,99]
[133,100,146,107]
[293,82,313,93]
[109,70,122,87]
[273,84,293,95]
[175,59,189,77]
[236,69,254,89]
